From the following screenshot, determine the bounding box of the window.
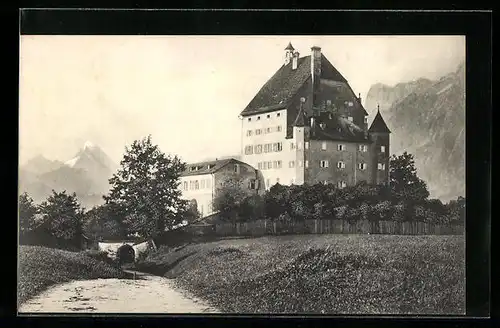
[256,129,262,135]
[277,125,282,132]
[248,117,252,122]
[305,160,309,168]
[257,162,263,170]
[246,130,253,137]
[262,162,267,170]
[267,114,270,119]
[255,145,262,154]
[244,145,253,155]
[290,142,295,150]
[348,101,354,107]
[249,179,256,189]
[266,127,272,134]
[381,146,386,153]
[201,179,206,189]
[321,142,327,150]
[337,144,345,151]
[378,163,386,170]
[195,180,200,190]
[277,160,282,169]
[358,163,367,170]
[289,161,295,168]
[277,113,281,117]
[264,144,270,153]
[297,142,302,150]
[257,116,261,120]
[348,116,353,122]
[208,164,215,169]
[298,160,303,167]
[267,161,272,169]
[320,160,329,168]
[337,181,347,189]
[358,144,367,152]
[305,142,309,150]
[183,181,188,191]
[364,117,368,124]
[234,164,239,173]
[337,161,346,169]
[189,181,194,189]
[274,142,283,152]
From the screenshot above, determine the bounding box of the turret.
[368,105,391,185]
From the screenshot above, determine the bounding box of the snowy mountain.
[19,141,117,209]
[364,61,465,202]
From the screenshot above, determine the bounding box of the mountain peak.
[83,141,96,151]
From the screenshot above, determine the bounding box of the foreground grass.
[18,245,128,307]
[136,234,465,314]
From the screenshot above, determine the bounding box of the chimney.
[310,46,322,111]
[292,51,299,70]
[358,93,362,105]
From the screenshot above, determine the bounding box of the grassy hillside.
[18,246,128,307]
[136,235,465,314]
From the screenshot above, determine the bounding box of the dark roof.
[240,54,351,117]
[310,112,370,142]
[285,42,295,51]
[368,109,391,134]
[181,158,251,177]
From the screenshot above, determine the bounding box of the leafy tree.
[239,194,265,221]
[213,176,249,223]
[39,190,84,249]
[389,152,430,201]
[447,196,465,224]
[263,183,290,219]
[104,135,188,238]
[18,192,39,235]
[184,199,201,223]
[83,204,126,240]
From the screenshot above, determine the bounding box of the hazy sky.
[19,35,465,165]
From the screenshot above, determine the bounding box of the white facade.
[179,174,215,217]
[240,109,305,189]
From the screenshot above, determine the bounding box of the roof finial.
[377,104,380,112]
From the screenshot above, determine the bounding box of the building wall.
[179,174,215,217]
[179,161,263,217]
[241,109,300,189]
[305,140,374,187]
[370,133,390,185]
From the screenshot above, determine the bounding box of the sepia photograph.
[18,34,466,315]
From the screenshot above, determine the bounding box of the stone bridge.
[97,240,151,262]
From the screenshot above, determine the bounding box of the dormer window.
[364,117,368,124]
[208,164,215,169]
[319,122,326,129]
[348,101,354,107]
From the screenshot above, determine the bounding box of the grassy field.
[18,245,128,307]
[136,234,465,314]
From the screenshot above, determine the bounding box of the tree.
[39,190,84,249]
[389,152,430,201]
[83,204,126,241]
[104,135,188,238]
[213,176,249,223]
[18,192,38,236]
[447,196,465,224]
[263,183,290,220]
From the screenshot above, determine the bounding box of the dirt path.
[18,272,219,313]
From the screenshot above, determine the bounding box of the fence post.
[264,219,267,234]
[315,219,318,234]
[273,221,277,234]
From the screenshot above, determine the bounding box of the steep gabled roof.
[181,158,250,177]
[240,54,351,117]
[310,112,370,142]
[368,109,391,134]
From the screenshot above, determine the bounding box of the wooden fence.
[210,219,463,237]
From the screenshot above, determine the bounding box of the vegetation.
[135,234,465,314]
[104,135,189,239]
[18,245,127,306]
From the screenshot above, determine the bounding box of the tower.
[284,42,295,65]
[368,105,391,185]
[292,97,308,185]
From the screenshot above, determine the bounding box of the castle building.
[179,158,264,217]
[239,42,391,189]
